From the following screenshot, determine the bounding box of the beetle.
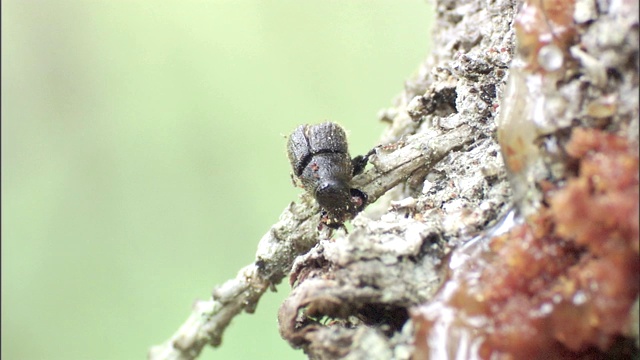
[287,122,372,229]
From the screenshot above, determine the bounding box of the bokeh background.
[2,1,433,359]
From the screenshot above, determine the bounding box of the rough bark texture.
[150,0,638,359]
[278,1,516,358]
[279,0,639,358]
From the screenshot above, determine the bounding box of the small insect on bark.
[287,122,372,230]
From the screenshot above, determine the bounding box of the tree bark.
[150,0,639,358]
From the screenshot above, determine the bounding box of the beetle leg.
[351,148,376,176]
[290,173,305,188]
[319,210,348,234]
[349,188,368,213]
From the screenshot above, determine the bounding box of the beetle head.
[315,180,352,221]
[315,181,369,227]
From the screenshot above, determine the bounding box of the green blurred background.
[2,1,432,359]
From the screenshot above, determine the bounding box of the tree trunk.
[150,0,639,358]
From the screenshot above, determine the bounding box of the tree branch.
[148,124,473,360]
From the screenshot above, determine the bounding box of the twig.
[148,124,473,360]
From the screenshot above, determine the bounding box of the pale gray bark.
[150,0,639,358]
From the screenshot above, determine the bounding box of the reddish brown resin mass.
[412,128,639,359]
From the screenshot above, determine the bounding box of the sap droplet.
[538,44,564,72]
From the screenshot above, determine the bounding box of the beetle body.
[287,122,367,228]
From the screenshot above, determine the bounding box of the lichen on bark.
[150,0,638,358]
[278,0,639,358]
[278,0,517,358]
